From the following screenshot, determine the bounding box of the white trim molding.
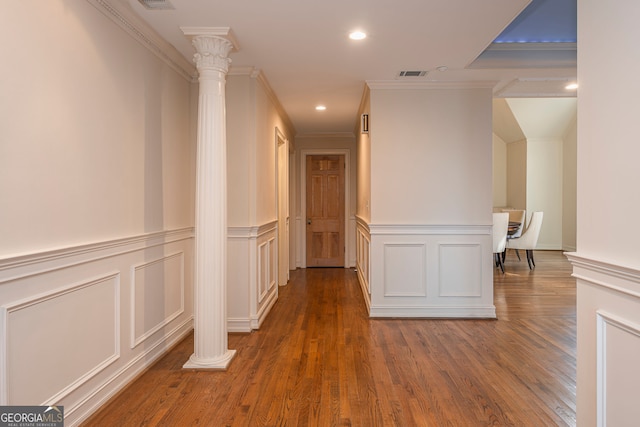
[87,0,196,81]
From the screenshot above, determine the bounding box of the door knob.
[307,219,311,225]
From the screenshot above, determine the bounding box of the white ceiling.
[117,0,577,137]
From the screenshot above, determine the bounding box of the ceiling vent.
[138,0,175,10]
[397,70,428,78]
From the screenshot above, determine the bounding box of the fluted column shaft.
[183,31,236,369]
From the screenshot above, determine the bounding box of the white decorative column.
[182,27,237,370]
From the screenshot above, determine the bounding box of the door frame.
[276,127,290,285]
[300,148,351,268]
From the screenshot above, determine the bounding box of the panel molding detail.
[257,238,276,303]
[383,244,427,297]
[1,273,120,406]
[438,244,483,297]
[596,310,640,426]
[227,220,278,332]
[355,217,371,307]
[130,252,185,348]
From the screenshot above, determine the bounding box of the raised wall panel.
[438,244,483,297]
[383,244,426,297]
[258,241,269,303]
[229,221,278,332]
[131,252,184,348]
[355,219,371,312]
[257,236,277,301]
[3,274,119,405]
[597,312,640,426]
[268,237,276,291]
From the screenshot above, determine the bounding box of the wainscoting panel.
[0,228,194,426]
[383,244,426,297]
[228,221,279,332]
[355,218,371,311]
[258,241,269,303]
[597,311,640,425]
[566,253,640,426]
[359,222,495,318]
[131,252,184,348]
[3,274,119,405]
[438,244,482,297]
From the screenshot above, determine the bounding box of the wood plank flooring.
[82,250,576,426]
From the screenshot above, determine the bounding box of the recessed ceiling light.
[349,31,367,40]
[565,83,578,90]
[315,105,327,111]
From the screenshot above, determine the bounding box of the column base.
[183,349,237,370]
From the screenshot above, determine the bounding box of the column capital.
[181,27,239,73]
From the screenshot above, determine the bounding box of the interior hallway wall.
[492,133,508,207]
[570,1,640,424]
[0,1,196,424]
[226,70,295,332]
[562,115,577,252]
[357,83,495,318]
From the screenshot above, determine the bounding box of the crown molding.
[366,80,498,90]
[296,132,356,139]
[87,0,196,81]
[226,66,296,139]
[253,69,296,138]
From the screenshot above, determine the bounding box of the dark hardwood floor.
[82,250,576,426]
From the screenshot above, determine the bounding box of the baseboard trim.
[369,305,496,319]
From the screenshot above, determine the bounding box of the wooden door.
[306,155,345,267]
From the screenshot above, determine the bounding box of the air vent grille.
[138,0,174,10]
[397,70,428,78]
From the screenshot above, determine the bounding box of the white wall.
[0,2,195,256]
[357,88,372,224]
[370,87,493,224]
[0,1,195,425]
[570,1,640,425]
[506,139,528,211]
[526,137,563,249]
[562,116,577,251]
[227,74,253,227]
[492,133,508,207]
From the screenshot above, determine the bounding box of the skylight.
[494,0,577,43]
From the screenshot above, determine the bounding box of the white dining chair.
[506,211,544,269]
[492,212,509,273]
